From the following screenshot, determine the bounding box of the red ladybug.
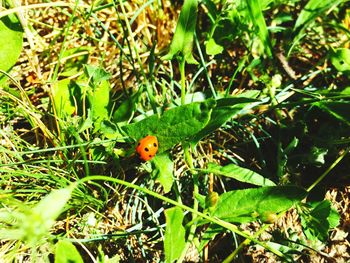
[136,135,159,161]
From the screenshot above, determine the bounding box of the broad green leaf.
[330,48,350,72]
[51,78,76,118]
[212,186,307,223]
[55,240,84,263]
[0,15,23,72]
[301,201,340,242]
[313,101,350,126]
[152,153,174,193]
[205,38,224,56]
[123,99,216,153]
[89,79,110,128]
[32,186,74,229]
[84,66,111,130]
[245,0,272,58]
[164,207,186,263]
[162,0,198,64]
[205,163,275,186]
[20,186,74,245]
[191,94,260,142]
[293,0,343,35]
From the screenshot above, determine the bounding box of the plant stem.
[117,0,158,114]
[179,58,186,105]
[77,175,285,259]
[307,147,349,192]
[177,56,200,262]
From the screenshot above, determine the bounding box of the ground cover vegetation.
[0,0,350,262]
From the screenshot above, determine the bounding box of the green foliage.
[300,201,340,243]
[52,78,76,118]
[204,162,275,186]
[191,92,260,142]
[293,0,344,36]
[123,99,216,152]
[0,186,73,247]
[245,0,272,58]
[330,48,350,73]
[211,186,307,223]
[84,65,111,130]
[0,15,23,73]
[162,0,198,63]
[152,153,174,193]
[1,0,349,261]
[164,207,186,263]
[55,240,84,263]
[313,101,350,126]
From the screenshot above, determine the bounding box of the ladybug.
[136,135,159,161]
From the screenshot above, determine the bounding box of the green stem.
[117,0,157,114]
[76,175,285,258]
[307,147,349,192]
[179,58,186,105]
[177,144,199,262]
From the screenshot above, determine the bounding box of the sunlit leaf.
[245,0,272,58]
[191,93,261,143]
[162,0,198,64]
[123,99,216,153]
[212,186,307,223]
[164,207,186,263]
[152,153,174,193]
[55,240,84,263]
[330,48,350,73]
[293,0,344,36]
[204,163,276,186]
[51,78,76,118]
[0,15,23,72]
[301,201,340,242]
[205,38,224,56]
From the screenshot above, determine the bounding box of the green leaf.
[205,163,275,186]
[152,153,174,193]
[212,186,307,223]
[164,207,186,263]
[84,65,111,84]
[61,46,93,77]
[191,94,261,142]
[301,201,340,242]
[100,120,122,139]
[245,0,272,58]
[55,240,84,263]
[52,78,76,118]
[83,66,111,130]
[32,186,74,229]
[313,101,350,126]
[123,99,216,153]
[293,0,343,37]
[205,38,224,56]
[162,0,198,64]
[198,224,223,251]
[113,93,139,123]
[330,48,350,73]
[0,15,23,72]
[21,186,74,245]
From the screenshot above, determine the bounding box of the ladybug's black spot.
[149,155,153,158]
[137,142,140,146]
[153,143,157,147]
[145,147,149,152]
